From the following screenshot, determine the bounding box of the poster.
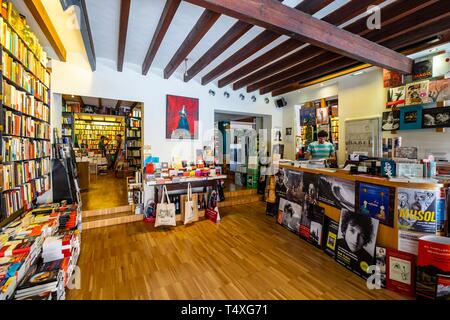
[277,198,303,235]
[299,203,325,248]
[357,182,394,226]
[275,167,288,199]
[323,216,339,258]
[397,188,438,233]
[399,105,423,130]
[318,175,355,211]
[375,246,387,288]
[432,52,450,78]
[386,248,416,297]
[300,106,316,126]
[166,95,199,139]
[412,56,433,81]
[428,79,450,103]
[422,107,450,129]
[285,170,304,204]
[383,69,404,88]
[302,172,319,205]
[386,86,406,107]
[382,110,400,131]
[405,81,430,105]
[316,107,329,125]
[335,209,379,279]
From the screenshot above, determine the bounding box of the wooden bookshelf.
[0,5,52,223]
[126,107,142,171]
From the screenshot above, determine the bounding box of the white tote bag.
[155,185,176,227]
[184,183,198,225]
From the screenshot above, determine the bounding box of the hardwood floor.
[67,202,406,300]
[81,172,128,211]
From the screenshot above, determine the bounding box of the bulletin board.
[345,117,382,158]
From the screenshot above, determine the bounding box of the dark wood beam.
[80,0,96,71]
[98,98,103,109]
[249,0,445,93]
[270,19,450,96]
[115,100,122,110]
[24,0,67,61]
[77,96,85,109]
[117,0,131,72]
[142,0,181,75]
[183,21,252,82]
[130,102,139,111]
[201,0,333,85]
[220,0,386,89]
[164,9,220,79]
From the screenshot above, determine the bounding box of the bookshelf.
[74,113,125,154]
[0,1,52,226]
[126,107,142,170]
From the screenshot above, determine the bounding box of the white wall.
[282,68,450,164]
[51,52,283,162]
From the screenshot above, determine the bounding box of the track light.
[209,89,216,96]
[264,97,270,104]
[224,92,230,99]
[251,96,256,102]
[239,94,245,101]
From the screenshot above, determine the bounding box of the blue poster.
[358,183,393,226]
[399,105,423,130]
[300,107,316,126]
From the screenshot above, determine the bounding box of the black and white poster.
[318,176,356,211]
[275,167,288,199]
[285,170,304,204]
[277,198,303,235]
[299,203,325,248]
[336,209,379,280]
[422,107,450,129]
[375,246,387,288]
[382,110,400,131]
[302,172,319,205]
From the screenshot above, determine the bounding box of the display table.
[278,164,448,250]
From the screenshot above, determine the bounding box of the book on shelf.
[2,137,51,162]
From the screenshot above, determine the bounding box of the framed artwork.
[316,107,329,125]
[383,69,404,88]
[300,106,316,126]
[412,57,433,81]
[428,79,450,103]
[382,110,400,131]
[386,86,405,107]
[286,127,292,136]
[422,107,450,128]
[399,105,423,130]
[166,95,199,139]
[405,81,430,105]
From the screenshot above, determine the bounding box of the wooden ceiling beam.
[115,100,122,110]
[164,9,220,79]
[251,0,447,93]
[98,98,103,109]
[220,0,386,89]
[117,0,131,72]
[77,96,85,109]
[271,19,450,96]
[201,0,333,85]
[142,0,181,75]
[24,0,67,61]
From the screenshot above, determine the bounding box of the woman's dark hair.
[100,135,106,140]
[318,130,328,138]
[340,210,374,246]
[116,134,122,138]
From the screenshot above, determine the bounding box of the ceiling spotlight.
[239,94,245,101]
[251,96,256,102]
[264,97,270,104]
[224,91,230,99]
[352,70,365,76]
[208,89,216,96]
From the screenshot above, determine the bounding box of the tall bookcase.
[0,4,52,227]
[126,106,142,171]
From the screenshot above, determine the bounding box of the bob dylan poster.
[166,95,199,139]
[336,209,379,280]
[357,182,394,226]
[318,176,356,211]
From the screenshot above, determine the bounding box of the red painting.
[166,95,199,139]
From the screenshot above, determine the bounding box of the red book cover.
[416,236,450,299]
[386,248,416,297]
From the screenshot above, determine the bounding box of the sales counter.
[278,164,448,250]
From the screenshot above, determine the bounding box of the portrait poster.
[335,209,379,280]
[375,246,387,288]
[422,107,450,129]
[166,95,199,139]
[382,110,400,131]
[285,170,304,204]
[316,107,329,125]
[299,203,325,248]
[275,167,288,199]
[405,81,430,105]
[399,105,423,130]
[302,172,319,205]
[278,197,303,235]
[323,217,339,258]
[357,182,394,226]
[318,175,356,212]
[383,69,404,88]
[386,86,406,107]
[386,248,416,297]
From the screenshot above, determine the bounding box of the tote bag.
[155,185,176,227]
[184,183,199,225]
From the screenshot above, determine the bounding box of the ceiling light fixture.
[208,89,216,96]
[352,71,365,76]
[224,92,230,99]
[264,97,270,104]
[239,94,245,101]
[251,96,257,102]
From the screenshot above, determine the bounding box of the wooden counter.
[279,164,446,250]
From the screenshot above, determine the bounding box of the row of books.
[0,0,48,67]
[127,150,141,157]
[4,111,50,139]
[3,80,50,122]
[62,117,72,125]
[128,118,141,128]
[129,109,141,118]
[2,158,51,191]
[62,102,81,113]
[127,158,141,166]
[127,130,141,138]
[2,137,51,162]
[61,128,72,136]
[2,176,50,217]
[0,203,81,300]
[0,17,50,86]
[126,140,141,148]
[2,51,50,104]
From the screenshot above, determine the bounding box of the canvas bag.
[184,183,199,225]
[155,185,176,227]
[205,189,221,224]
